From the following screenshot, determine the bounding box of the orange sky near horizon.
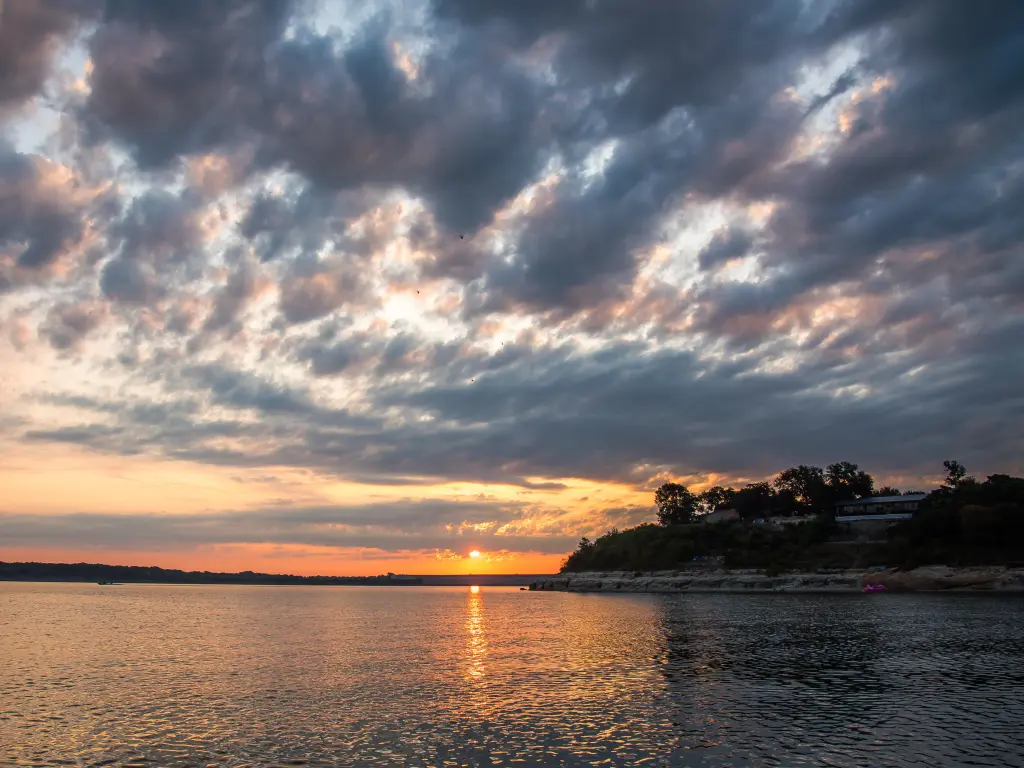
[0,546,566,577]
[0,439,649,576]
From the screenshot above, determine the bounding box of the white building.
[703,508,740,524]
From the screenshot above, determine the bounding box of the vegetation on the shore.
[0,561,423,585]
[653,460,921,524]
[563,462,1024,573]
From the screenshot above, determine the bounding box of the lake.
[1,583,1022,767]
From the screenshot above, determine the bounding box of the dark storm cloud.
[0,0,99,111]
[298,336,365,376]
[82,0,293,168]
[260,27,546,235]
[363,335,1024,483]
[8,0,1024,497]
[26,321,1024,489]
[202,260,262,335]
[447,0,824,313]
[437,0,813,125]
[698,228,755,271]
[694,0,1024,333]
[238,185,375,264]
[110,190,202,264]
[240,190,300,262]
[430,0,1024,326]
[179,364,382,434]
[39,300,104,349]
[99,257,157,303]
[69,0,1024,319]
[297,332,461,379]
[278,264,369,325]
[186,363,320,416]
[80,0,549,237]
[96,190,206,303]
[0,147,89,271]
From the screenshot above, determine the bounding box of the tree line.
[0,562,424,585]
[562,461,1023,573]
[654,460,930,525]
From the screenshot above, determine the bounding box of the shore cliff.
[531,565,1024,593]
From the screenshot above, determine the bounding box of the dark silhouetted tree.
[698,485,736,514]
[825,461,875,502]
[656,483,698,525]
[942,460,975,489]
[731,482,775,519]
[773,465,828,513]
[876,486,902,497]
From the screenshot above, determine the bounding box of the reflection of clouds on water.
[464,587,487,680]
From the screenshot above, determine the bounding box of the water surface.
[1,583,1022,767]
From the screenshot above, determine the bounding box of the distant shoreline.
[0,561,550,587]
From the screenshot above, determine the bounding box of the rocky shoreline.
[529,565,1024,593]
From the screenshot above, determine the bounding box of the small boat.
[863,583,887,593]
[97,581,120,585]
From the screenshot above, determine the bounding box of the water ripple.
[1,585,1023,766]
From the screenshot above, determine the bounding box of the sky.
[1,0,1022,576]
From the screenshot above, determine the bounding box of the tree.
[731,482,775,519]
[825,461,875,502]
[697,485,736,514]
[876,486,902,497]
[655,483,698,525]
[943,460,975,489]
[773,465,829,513]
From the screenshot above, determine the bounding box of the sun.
[469,550,481,559]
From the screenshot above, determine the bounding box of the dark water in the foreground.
[2,584,1023,767]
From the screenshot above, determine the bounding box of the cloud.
[2,0,1024,560]
[278,265,368,325]
[99,257,157,303]
[23,325,1024,491]
[39,299,106,350]
[0,0,99,112]
[0,501,577,555]
[0,147,97,273]
[110,190,203,265]
[698,227,754,271]
[80,0,549,238]
[202,259,268,335]
[81,0,293,168]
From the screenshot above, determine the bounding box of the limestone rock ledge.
[530,566,1024,593]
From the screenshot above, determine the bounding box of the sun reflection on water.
[464,586,487,679]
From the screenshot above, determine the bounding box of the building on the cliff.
[834,493,927,522]
[833,493,928,542]
[702,508,740,524]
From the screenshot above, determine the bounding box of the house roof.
[837,493,927,506]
